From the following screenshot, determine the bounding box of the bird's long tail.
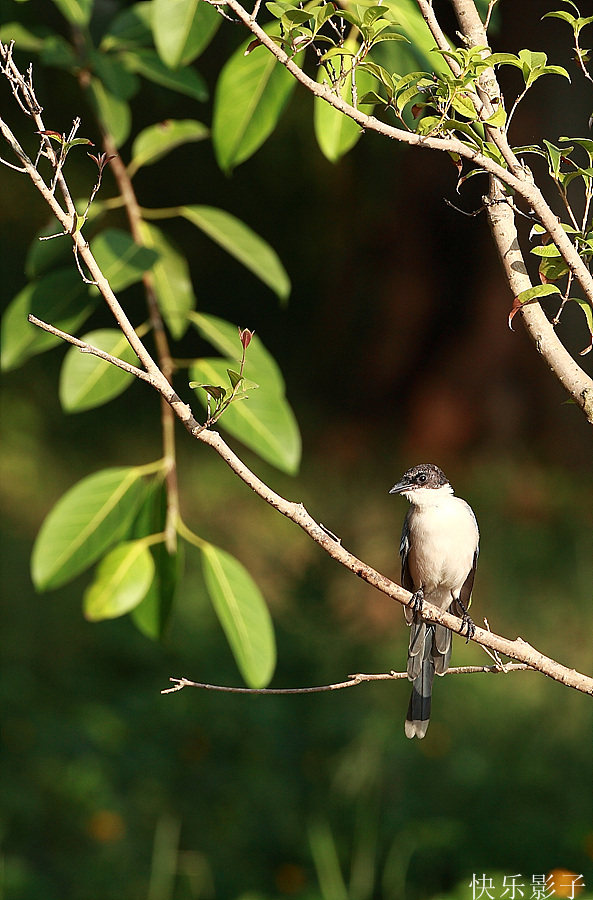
[405,618,452,739]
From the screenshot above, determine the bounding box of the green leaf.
[31,467,148,590]
[530,243,562,258]
[90,228,159,292]
[51,0,92,26]
[100,3,154,51]
[212,26,301,173]
[1,269,95,372]
[538,256,569,282]
[200,542,276,688]
[516,284,561,304]
[121,49,208,100]
[180,205,291,302]
[84,540,155,621]
[483,103,506,127]
[129,119,208,174]
[137,222,196,339]
[129,482,183,639]
[190,357,301,473]
[314,62,376,162]
[87,77,131,147]
[153,0,221,67]
[59,328,139,412]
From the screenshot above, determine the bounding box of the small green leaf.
[483,104,506,127]
[129,119,208,174]
[180,205,290,302]
[530,243,562,258]
[32,467,148,590]
[59,329,139,412]
[1,269,95,372]
[137,222,196,338]
[121,49,208,100]
[200,542,276,688]
[90,228,159,292]
[87,78,131,147]
[212,26,301,173]
[190,357,301,473]
[51,0,92,26]
[84,540,155,621]
[153,0,220,67]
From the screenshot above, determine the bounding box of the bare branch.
[27,315,151,381]
[162,663,533,695]
[162,664,532,694]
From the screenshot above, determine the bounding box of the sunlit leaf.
[59,329,139,412]
[212,26,301,173]
[201,542,276,688]
[314,61,377,162]
[87,77,131,147]
[84,540,155,620]
[129,119,208,174]
[32,467,148,590]
[153,0,220,67]
[181,205,290,301]
[90,228,159,292]
[137,222,196,339]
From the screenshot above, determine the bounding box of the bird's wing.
[457,547,479,611]
[400,511,415,623]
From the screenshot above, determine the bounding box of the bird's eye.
[417,473,427,484]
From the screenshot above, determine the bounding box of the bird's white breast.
[405,489,478,605]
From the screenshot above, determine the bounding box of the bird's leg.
[455,598,475,643]
[407,587,424,615]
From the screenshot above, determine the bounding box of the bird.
[389,463,479,739]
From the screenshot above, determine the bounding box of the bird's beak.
[389,481,407,495]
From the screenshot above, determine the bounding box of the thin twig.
[162,664,532,694]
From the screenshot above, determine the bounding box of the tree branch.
[162,663,532,694]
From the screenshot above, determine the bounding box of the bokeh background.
[1,0,592,898]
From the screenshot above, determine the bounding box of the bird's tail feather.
[405,617,451,738]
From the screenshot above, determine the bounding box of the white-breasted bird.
[389,464,479,739]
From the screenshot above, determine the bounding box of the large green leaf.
[87,78,131,147]
[190,357,301,473]
[59,328,139,412]
[189,311,285,390]
[84,540,155,621]
[51,0,92,26]
[153,0,220,67]
[129,119,208,174]
[1,269,95,372]
[32,467,147,590]
[121,49,208,100]
[90,228,158,292]
[201,542,276,688]
[181,205,290,302]
[212,28,300,173]
[138,222,196,339]
[314,63,376,163]
[382,0,451,75]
